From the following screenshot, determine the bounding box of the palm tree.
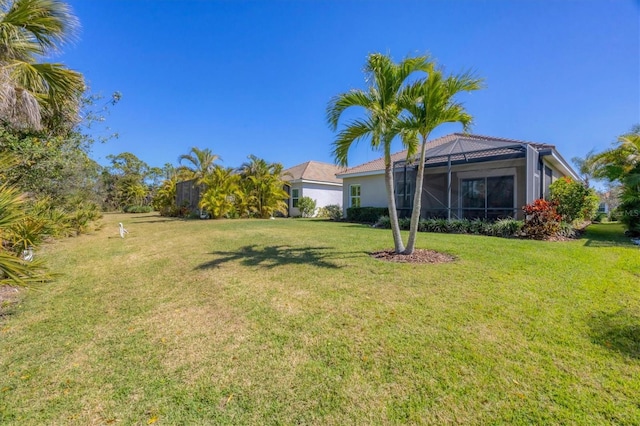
[590,127,640,235]
[327,53,431,253]
[571,149,598,187]
[178,147,220,184]
[200,166,241,219]
[0,153,50,285]
[0,0,85,132]
[398,65,484,254]
[591,130,640,182]
[152,176,177,216]
[238,155,289,218]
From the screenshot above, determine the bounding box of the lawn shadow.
[129,218,181,224]
[581,224,636,248]
[196,245,343,270]
[588,309,640,359]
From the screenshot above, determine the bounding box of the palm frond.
[326,89,371,130]
[331,118,376,166]
[1,0,78,53]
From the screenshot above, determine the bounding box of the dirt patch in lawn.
[371,249,455,264]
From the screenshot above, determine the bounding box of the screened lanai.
[393,136,546,220]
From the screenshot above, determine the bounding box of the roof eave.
[289,178,342,186]
[539,148,582,182]
[337,170,385,179]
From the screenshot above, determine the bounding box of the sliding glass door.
[461,175,515,219]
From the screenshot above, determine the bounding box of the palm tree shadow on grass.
[196,245,343,270]
[588,310,640,359]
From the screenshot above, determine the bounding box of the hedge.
[346,206,389,223]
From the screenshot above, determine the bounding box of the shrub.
[609,208,622,222]
[375,216,523,238]
[449,219,470,234]
[469,218,490,235]
[490,218,524,238]
[593,212,608,223]
[375,215,391,228]
[522,199,561,239]
[68,203,103,235]
[549,177,599,223]
[558,221,577,238]
[618,197,640,236]
[346,206,389,223]
[432,218,451,233]
[317,204,343,220]
[124,205,153,213]
[297,196,317,218]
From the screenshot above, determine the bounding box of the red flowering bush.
[522,199,562,239]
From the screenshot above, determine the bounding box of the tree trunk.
[404,134,429,254]
[384,153,405,253]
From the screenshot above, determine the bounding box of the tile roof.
[337,133,554,176]
[282,161,345,184]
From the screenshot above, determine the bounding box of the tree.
[104,152,151,210]
[327,53,431,253]
[571,149,598,187]
[549,177,599,223]
[199,166,241,219]
[590,126,640,235]
[238,155,289,218]
[398,63,483,254]
[152,175,177,216]
[0,123,102,206]
[0,0,85,133]
[178,147,220,184]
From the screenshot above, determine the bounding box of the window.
[461,175,515,219]
[291,188,299,208]
[350,185,361,208]
[544,166,553,199]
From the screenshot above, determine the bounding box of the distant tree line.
[152,148,290,219]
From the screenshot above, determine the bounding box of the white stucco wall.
[302,183,343,208]
[341,174,388,213]
[288,181,343,217]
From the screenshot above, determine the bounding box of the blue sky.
[62,0,639,172]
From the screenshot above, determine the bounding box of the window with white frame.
[291,188,299,208]
[350,185,361,208]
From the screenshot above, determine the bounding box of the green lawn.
[1,213,639,424]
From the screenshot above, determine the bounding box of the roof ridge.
[300,161,311,177]
[341,133,460,173]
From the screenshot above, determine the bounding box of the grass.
[0,214,639,424]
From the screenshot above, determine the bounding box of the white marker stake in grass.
[119,222,129,238]
[21,247,34,261]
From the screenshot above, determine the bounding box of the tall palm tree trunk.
[404,134,429,254]
[384,153,405,253]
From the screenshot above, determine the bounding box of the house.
[282,161,344,217]
[336,133,581,220]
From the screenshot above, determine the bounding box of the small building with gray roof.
[282,161,345,217]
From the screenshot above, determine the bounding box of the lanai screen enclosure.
[392,136,571,220]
